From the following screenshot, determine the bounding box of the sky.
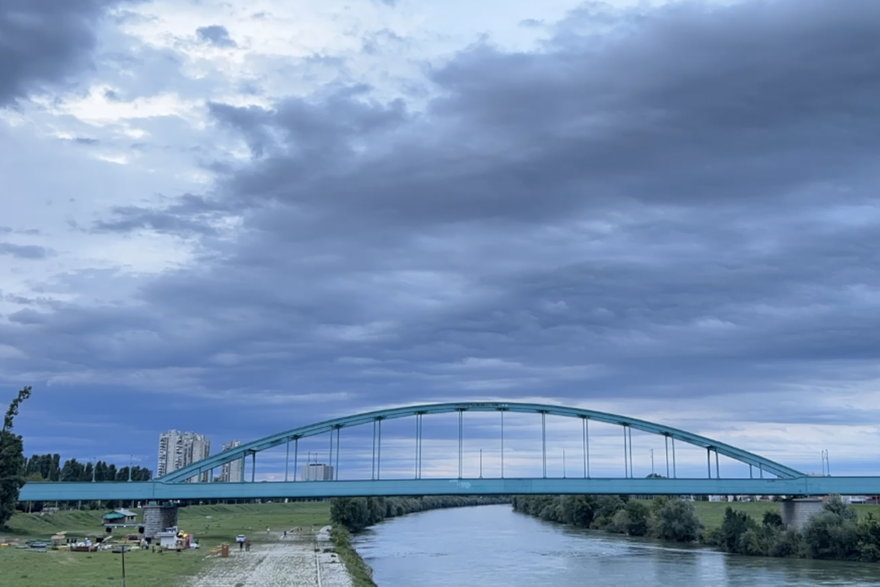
[1,0,879,482]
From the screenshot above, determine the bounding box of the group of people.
[235,535,251,552]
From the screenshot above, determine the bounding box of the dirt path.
[186,532,353,587]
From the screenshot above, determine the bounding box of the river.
[352,504,880,586]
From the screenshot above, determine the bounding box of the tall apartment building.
[301,463,334,481]
[220,440,244,482]
[157,430,211,482]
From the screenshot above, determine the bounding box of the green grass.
[684,500,878,530]
[2,508,107,539]
[0,502,332,587]
[332,526,377,587]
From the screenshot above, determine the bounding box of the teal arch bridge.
[19,402,880,501]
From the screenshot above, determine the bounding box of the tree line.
[330,495,511,532]
[512,494,701,542]
[514,493,880,563]
[24,453,152,483]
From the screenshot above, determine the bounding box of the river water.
[353,505,880,587]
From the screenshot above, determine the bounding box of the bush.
[651,498,701,542]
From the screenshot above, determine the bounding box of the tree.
[718,507,755,552]
[0,387,32,528]
[622,500,650,536]
[651,498,701,542]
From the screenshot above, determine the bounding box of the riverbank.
[0,502,335,586]
[512,495,880,563]
[185,528,353,587]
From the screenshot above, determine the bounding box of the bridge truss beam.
[19,476,880,502]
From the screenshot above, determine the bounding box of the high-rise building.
[157,430,183,478]
[301,463,334,481]
[220,440,244,482]
[157,430,211,482]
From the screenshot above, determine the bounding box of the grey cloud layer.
[196,25,237,48]
[0,242,52,259]
[4,0,880,427]
[0,0,131,105]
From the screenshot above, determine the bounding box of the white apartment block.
[220,440,244,482]
[157,430,211,482]
[301,463,334,481]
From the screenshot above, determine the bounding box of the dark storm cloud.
[9,0,880,443]
[0,0,132,105]
[196,25,237,48]
[0,242,52,259]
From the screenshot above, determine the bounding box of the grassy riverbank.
[0,502,332,587]
[688,500,877,529]
[333,526,378,587]
[513,495,880,562]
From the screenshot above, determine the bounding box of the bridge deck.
[19,476,880,501]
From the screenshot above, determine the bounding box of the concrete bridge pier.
[143,501,179,539]
[780,498,824,530]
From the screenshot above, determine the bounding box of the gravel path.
[186,531,353,587]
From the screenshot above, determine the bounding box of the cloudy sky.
[2,0,879,482]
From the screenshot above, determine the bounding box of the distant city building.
[301,463,334,481]
[220,440,244,482]
[157,430,211,482]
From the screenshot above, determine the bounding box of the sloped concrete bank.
[186,529,354,587]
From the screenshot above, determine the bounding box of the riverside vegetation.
[513,494,880,562]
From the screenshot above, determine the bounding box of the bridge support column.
[715,450,720,479]
[707,448,712,478]
[781,498,824,530]
[623,425,629,478]
[143,502,178,539]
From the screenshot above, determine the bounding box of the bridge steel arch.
[159,402,804,483]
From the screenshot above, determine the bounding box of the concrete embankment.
[186,528,354,587]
